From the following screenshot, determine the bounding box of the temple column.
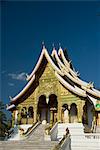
[97,113,100,126]
[91,108,96,129]
[68,105,71,123]
[50,109,54,125]
[77,102,84,123]
[15,110,18,125]
[34,105,37,123]
[26,107,29,124]
[61,107,64,122]
[57,107,61,122]
[46,97,50,123]
[57,96,61,123]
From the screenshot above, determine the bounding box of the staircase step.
[0,124,58,150]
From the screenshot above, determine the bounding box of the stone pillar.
[15,110,18,125]
[64,109,69,123]
[26,107,29,124]
[61,107,64,122]
[96,113,100,126]
[50,109,53,125]
[34,105,37,123]
[77,103,84,123]
[57,107,61,122]
[68,105,71,123]
[57,95,62,123]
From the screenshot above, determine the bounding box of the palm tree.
[0,101,7,137]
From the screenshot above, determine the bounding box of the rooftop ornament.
[87,82,94,89]
[26,73,29,81]
[9,96,13,101]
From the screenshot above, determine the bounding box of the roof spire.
[42,41,46,49]
[9,96,13,101]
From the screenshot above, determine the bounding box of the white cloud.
[8,72,26,81]
[8,83,15,86]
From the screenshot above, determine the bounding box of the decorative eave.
[58,48,89,86]
[9,47,65,104]
[6,104,15,110]
[57,48,100,98]
[55,71,86,97]
[58,47,70,68]
[27,46,64,81]
[11,74,35,103]
[7,45,100,110]
[58,47,79,77]
[87,95,97,106]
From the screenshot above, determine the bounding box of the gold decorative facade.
[7,46,100,128]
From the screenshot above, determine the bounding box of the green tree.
[0,101,7,137]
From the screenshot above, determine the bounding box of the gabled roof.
[7,46,100,110]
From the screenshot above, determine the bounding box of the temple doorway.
[62,104,69,123]
[48,94,58,124]
[83,101,95,128]
[70,103,78,123]
[37,95,48,124]
[37,94,58,124]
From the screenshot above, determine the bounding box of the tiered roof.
[7,46,100,110]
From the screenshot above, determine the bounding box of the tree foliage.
[0,101,7,137]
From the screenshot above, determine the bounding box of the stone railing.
[24,121,41,137]
[7,125,18,140]
[59,134,71,150]
[51,134,71,150]
[50,122,58,141]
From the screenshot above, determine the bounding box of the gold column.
[68,105,71,123]
[77,102,84,123]
[97,113,100,126]
[34,105,37,123]
[50,109,53,126]
[26,107,28,124]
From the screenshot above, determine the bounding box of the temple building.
[7,45,100,129]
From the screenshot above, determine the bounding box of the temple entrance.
[83,101,95,128]
[70,103,78,123]
[37,95,48,124]
[48,94,58,124]
[37,94,58,124]
[62,104,69,123]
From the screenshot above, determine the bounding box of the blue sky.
[1,1,100,107]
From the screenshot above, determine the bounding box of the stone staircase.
[0,124,58,150]
[57,123,100,150]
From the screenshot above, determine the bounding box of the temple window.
[28,106,33,118]
[21,107,27,118]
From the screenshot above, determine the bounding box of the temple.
[7,45,100,129]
